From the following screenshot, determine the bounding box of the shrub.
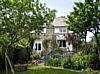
[71,53,100,70]
[30,52,41,60]
[45,51,73,67]
[63,58,72,69]
[54,47,63,50]
[46,58,61,67]
[18,48,29,64]
[46,57,71,68]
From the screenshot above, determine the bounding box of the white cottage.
[32,16,74,53]
[53,16,73,51]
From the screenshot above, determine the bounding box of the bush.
[30,52,41,60]
[46,58,61,67]
[46,57,71,68]
[63,58,72,69]
[45,51,73,67]
[18,48,29,64]
[71,53,100,70]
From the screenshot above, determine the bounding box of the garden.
[0,65,81,74]
[1,0,100,74]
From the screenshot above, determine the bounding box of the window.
[63,41,66,47]
[68,42,70,45]
[34,43,41,51]
[38,43,41,50]
[59,41,62,47]
[59,40,66,47]
[63,28,66,32]
[59,28,62,32]
[42,28,46,33]
[35,43,37,50]
[59,28,67,33]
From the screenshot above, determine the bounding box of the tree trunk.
[94,33,100,60]
[84,31,88,54]
[5,53,8,74]
[5,53,14,74]
[5,43,15,74]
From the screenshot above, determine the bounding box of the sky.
[39,0,93,41]
[40,0,84,17]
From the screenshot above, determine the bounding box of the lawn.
[16,66,80,74]
[0,65,81,74]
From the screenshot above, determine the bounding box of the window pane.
[63,28,66,32]
[59,28,62,32]
[68,42,70,45]
[63,40,66,47]
[38,43,41,50]
[35,43,37,50]
[59,41,62,47]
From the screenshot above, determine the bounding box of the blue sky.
[39,0,93,41]
[40,0,84,17]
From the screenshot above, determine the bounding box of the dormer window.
[59,28,67,33]
[60,28,63,32]
[63,28,66,32]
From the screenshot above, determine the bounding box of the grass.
[0,65,81,74]
[16,66,80,74]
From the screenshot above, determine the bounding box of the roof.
[52,16,67,27]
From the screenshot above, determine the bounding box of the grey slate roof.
[52,16,66,27]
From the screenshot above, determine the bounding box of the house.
[32,16,74,53]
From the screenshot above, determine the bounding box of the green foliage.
[91,34,100,43]
[46,57,72,68]
[42,39,50,49]
[71,53,100,70]
[45,52,70,67]
[0,34,9,70]
[14,38,30,49]
[46,58,61,67]
[67,0,100,41]
[54,47,63,50]
[0,34,10,47]
[0,0,56,70]
[67,0,100,63]
[63,58,72,69]
[77,42,97,54]
[0,66,81,74]
[30,51,41,60]
[0,0,56,43]
[12,37,32,64]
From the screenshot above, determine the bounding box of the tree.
[0,0,56,74]
[67,2,90,52]
[67,1,92,42]
[67,0,100,58]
